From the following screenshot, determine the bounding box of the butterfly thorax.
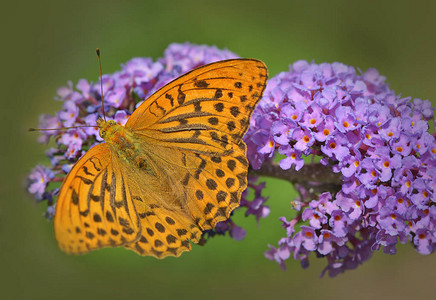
[97,119,147,169]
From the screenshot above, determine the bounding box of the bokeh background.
[2,1,435,299]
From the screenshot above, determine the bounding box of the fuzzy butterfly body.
[54,59,268,258]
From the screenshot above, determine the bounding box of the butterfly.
[54,59,268,258]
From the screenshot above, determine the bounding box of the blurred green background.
[2,0,435,299]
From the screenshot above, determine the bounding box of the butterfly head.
[97,118,120,140]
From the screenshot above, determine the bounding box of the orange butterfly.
[54,59,268,258]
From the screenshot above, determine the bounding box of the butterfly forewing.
[54,144,142,254]
[126,59,267,155]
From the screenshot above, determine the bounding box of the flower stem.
[248,162,342,195]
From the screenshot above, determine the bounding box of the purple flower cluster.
[247,60,435,276]
[27,42,268,238]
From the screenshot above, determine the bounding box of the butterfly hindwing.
[54,144,142,254]
[125,206,202,258]
[169,147,249,230]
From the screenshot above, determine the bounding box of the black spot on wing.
[165,93,174,107]
[214,89,223,99]
[82,166,94,176]
[177,85,186,105]
[194,79,209,88]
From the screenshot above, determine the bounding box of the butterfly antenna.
[29,50,107,133]
[96,48,106,121]
[28,125,97,132]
